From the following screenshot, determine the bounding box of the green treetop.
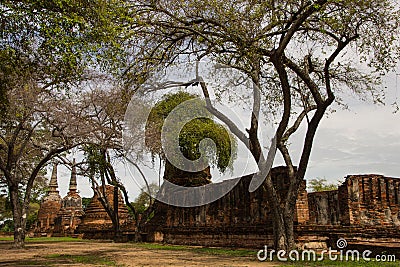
[145,92,236,177]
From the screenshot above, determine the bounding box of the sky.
[53,67,400,201]
[303,71,400,182]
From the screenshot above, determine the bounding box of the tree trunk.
[271,209,287,251]
[263,170,298,252]
[134,217,142,242]
[112,186,121,242]
[9,184,26,248]
[283,203,296,250]
[269,201,296,252]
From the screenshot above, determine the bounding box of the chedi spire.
[68,158,77,193]
[49,162,59,193]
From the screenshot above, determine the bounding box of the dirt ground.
[0,241,279,267]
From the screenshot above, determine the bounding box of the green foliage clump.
[129,183,159,216]
[145,92,236,173]
[308,178,340,192]
[81,198,92,210]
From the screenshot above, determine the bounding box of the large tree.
[0,79,99,247]
[129,0,400,251]
[0,0,128,247]
[72,83,144,241]
[145,91,236,186]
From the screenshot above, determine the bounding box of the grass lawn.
[132,242,256,257]
[0,237,397,266]
[44,253,119,266]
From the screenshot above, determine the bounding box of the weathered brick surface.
[340,175,400,227]
[308,190,339,225]
[147,167,308,237]
[76,185,135,239]
[36,199,62,235]
[53,162,84,236]
[154,168,297,226]
[35,164,62,236]
[146,169,400,248]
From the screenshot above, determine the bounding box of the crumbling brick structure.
[145,167,400,249]
[35,163,62,236]
[308,190,339,225]
[307,174,400,227]
[53,161,84,236]
[35,163,134,239]
[339,174,400,226]
[146,166,309,247]
[36,163,400,250]
[76,185,135,239]
[36,162,84,237]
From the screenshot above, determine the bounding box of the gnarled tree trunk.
[9,184,27,248]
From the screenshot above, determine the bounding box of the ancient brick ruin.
[36,163,62,235]
[35,164,400,251]
[53,160,84,236]
[35,163,135,238]
[76,185,134,239]
[35,162,84,236]
[145,167,400,250]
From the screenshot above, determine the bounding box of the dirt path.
[0,241,279,267]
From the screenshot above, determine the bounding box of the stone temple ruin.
[147,167,400,250]
[35,163,134,238]
[76,185,134,239]
[35,164,400,252]
[35,162,83,236]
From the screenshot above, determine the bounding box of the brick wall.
[341,175,400,226]
[308,190,339,225]
[146,167,309,245]
[145,170,400,248]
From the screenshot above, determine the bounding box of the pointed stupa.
[57,158,84,235]
[68,158,77,193]
[48,162,59,193]
[62,158,82,207]
[43,162,61,201]
[36,162,62,235]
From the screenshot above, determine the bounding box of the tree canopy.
[0,0,128,113]
[129,0,400,251]
[308,177,339,192]
[0,0,130,248]
[145,91,236,173]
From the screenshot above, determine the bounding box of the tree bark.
[283,201,296,250]
[9,184,26,248]
[112,185,121,241]
[134,217,143,242]
[266,190,296,252]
